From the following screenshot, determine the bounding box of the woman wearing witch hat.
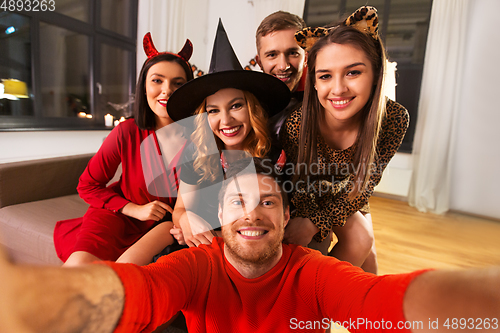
[53,33,194,266]
[125,20,290,254]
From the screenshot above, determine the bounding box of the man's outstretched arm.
[0,248,124,333]
[404,267,500,332]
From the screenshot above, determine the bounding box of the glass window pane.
[100,44,132,119]
[305,0,342,26]
[306,0,387,28]
[0,13,33,116]
[101,0,132,37]
[385,0,432,64]
[54,0,90,23]
[39,23,90,118]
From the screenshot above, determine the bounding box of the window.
[0,0,138,130]
[303,0,433,152]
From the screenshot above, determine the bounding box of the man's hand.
[283,217,319,246]
[120,201,173,222]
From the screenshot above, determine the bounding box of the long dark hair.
[297,24,387,199]
[133,54,194,130]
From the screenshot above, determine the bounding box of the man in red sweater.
[0,158,499,332]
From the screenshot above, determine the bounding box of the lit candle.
[119,116,126,122]
[77,112,87,118]
[86,114,93,119]
[114,120,120,127]
[104,113,113,127]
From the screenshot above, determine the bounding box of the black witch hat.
[167,19,291,122]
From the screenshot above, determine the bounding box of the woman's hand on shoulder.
[120,201,173,222]
[170,225,186,245]
[177,213,214,247]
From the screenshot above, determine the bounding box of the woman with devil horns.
[53,33,194,266]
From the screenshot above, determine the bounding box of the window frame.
[0,0,138,131]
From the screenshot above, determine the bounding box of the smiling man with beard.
[1,158,500,333]
[218,160,289,278]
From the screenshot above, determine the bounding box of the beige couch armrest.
[0,153,93,208]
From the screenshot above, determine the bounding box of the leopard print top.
[281,99,409,242]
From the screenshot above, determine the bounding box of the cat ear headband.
[143,32,193,65]
[295,6,379,52]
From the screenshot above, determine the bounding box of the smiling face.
[314,42,375,124]
[206,88,251,151]
[219,173,289,266]
[257,28,306,92]
[145,60,188,128]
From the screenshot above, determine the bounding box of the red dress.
[54,119,185,261]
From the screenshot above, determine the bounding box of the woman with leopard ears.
[281,6,409,274]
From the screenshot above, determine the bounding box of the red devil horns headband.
[143,32,193,64]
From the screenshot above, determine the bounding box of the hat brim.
[167,70,291,122]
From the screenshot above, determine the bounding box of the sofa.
[0,154,96,265]
[0,154,191,330]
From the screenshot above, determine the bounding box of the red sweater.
[108,238,425,332]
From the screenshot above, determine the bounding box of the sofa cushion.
[0,194,88,265]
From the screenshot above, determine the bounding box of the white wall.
[449,0,500,219]
[0,131,110,163]
[374,153,413,198]
[136,0,211,77]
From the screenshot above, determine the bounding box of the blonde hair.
[191,90,271,183]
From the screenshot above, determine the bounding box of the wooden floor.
[329,196,500,332]
[369,196,500,275]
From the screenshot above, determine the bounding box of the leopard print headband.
[295,6,379,52]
